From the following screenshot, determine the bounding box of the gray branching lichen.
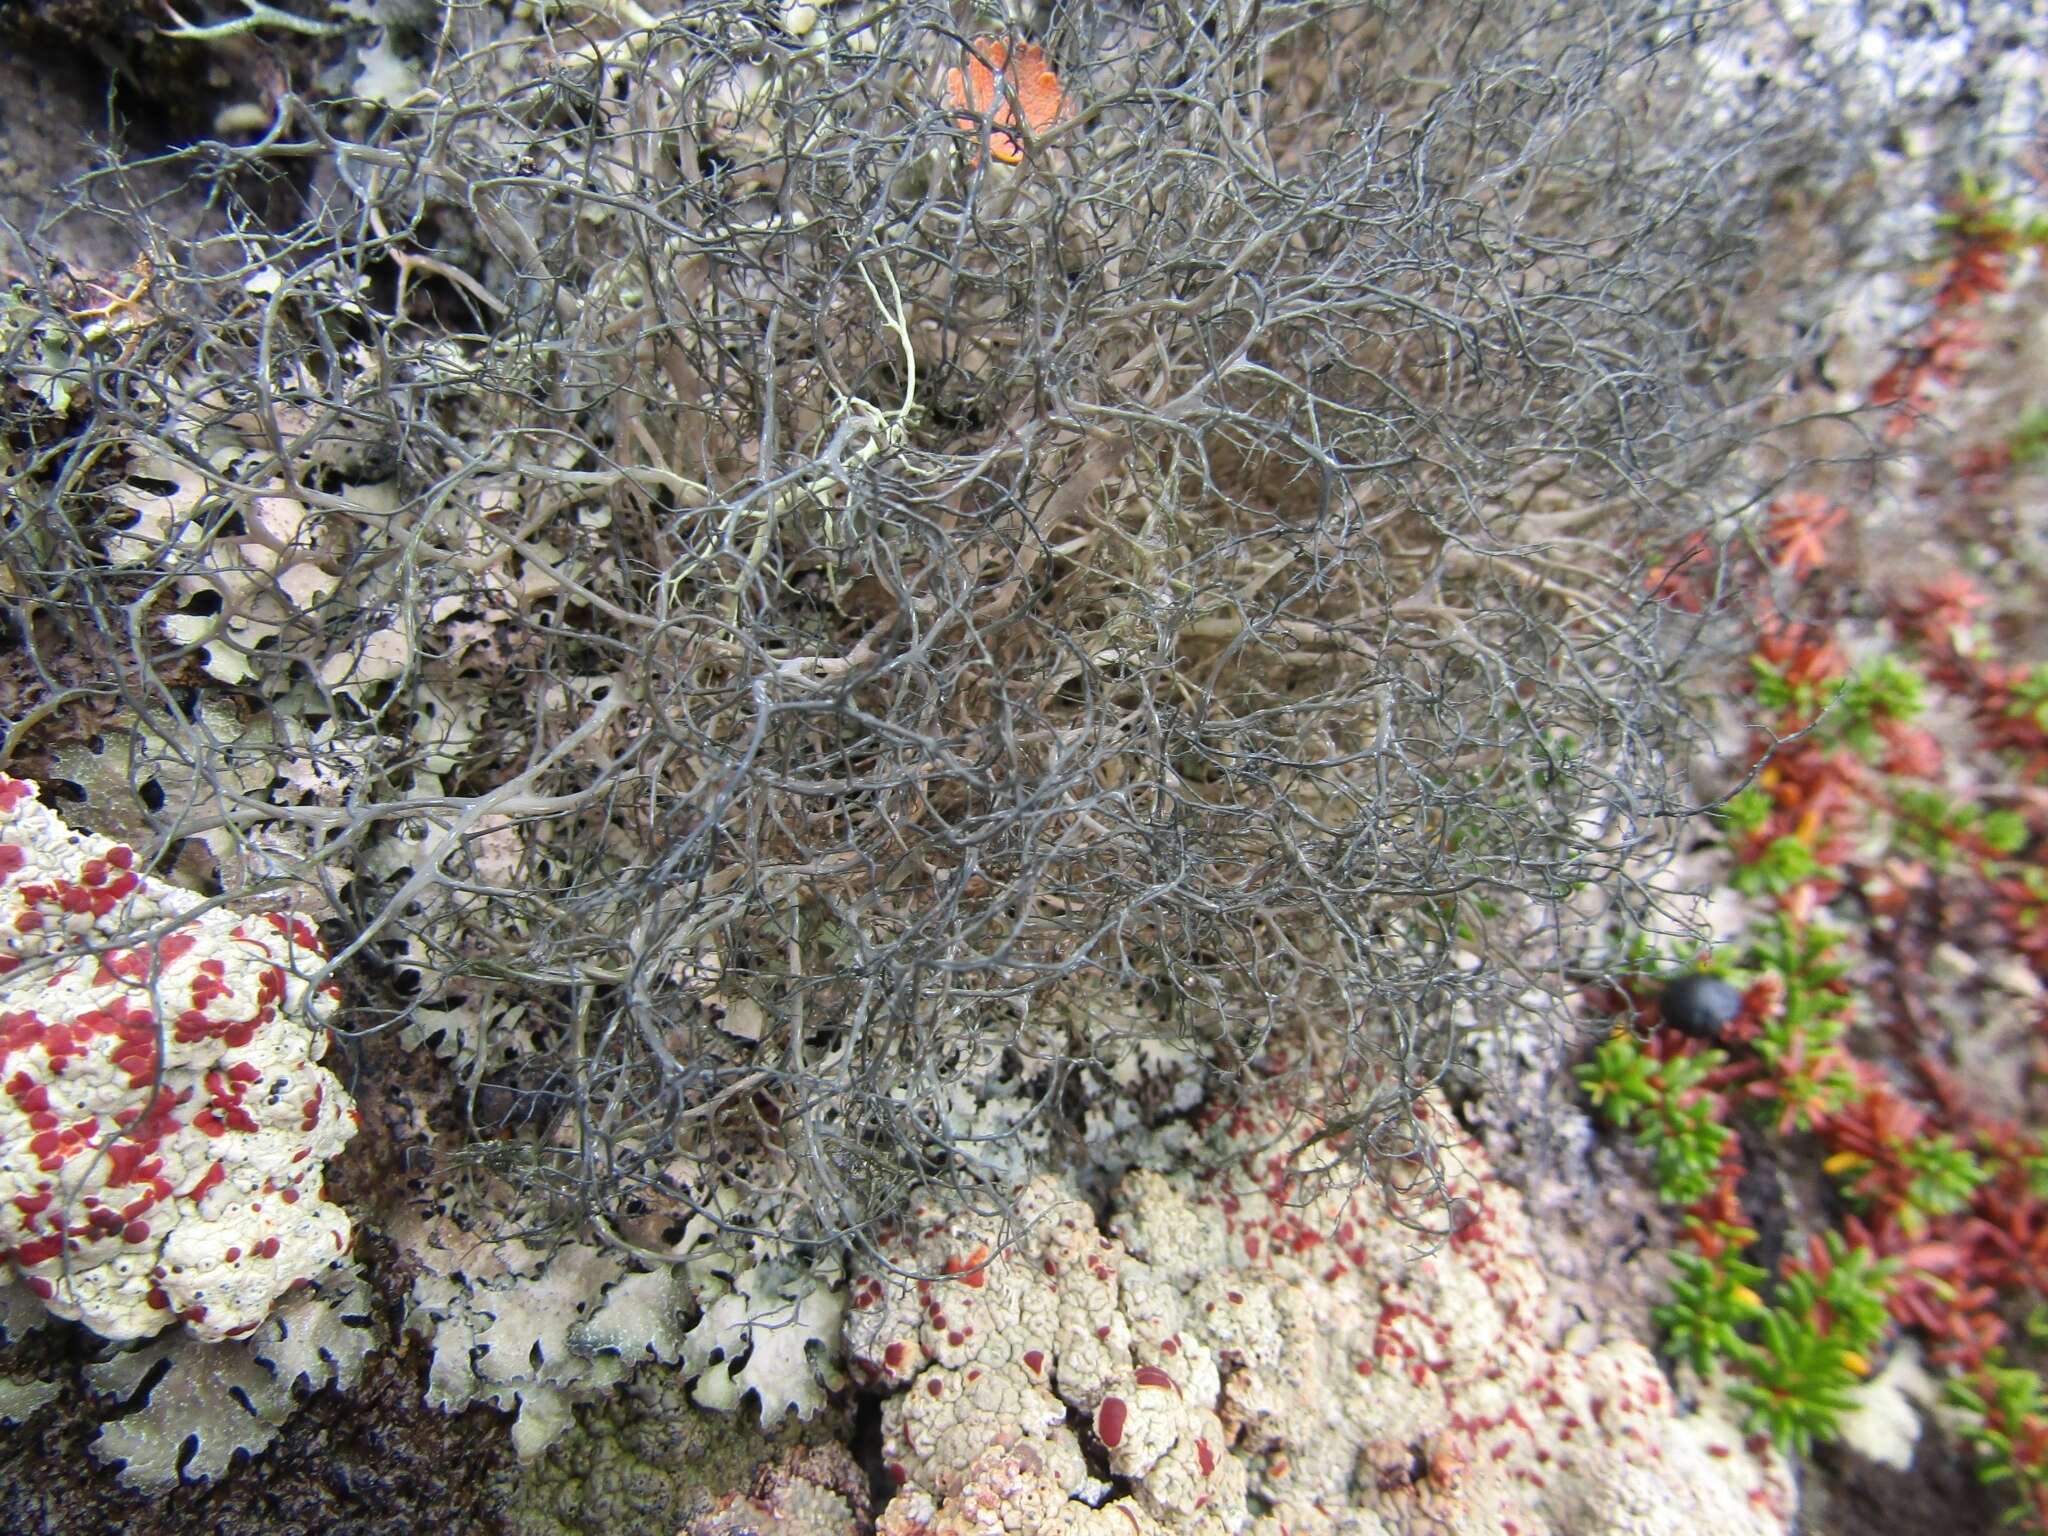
[0,0,1874,1265]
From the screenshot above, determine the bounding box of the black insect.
[1659,974,1744,1040]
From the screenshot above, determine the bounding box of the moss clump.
[499,1368,851,1536]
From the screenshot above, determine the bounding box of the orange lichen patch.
[943,35,1064,166]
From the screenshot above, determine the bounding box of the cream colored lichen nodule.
[0,775,359,1342]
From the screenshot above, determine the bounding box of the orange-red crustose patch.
[944,35,1064,166]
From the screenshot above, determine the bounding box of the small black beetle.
[1660,974,1744,1040]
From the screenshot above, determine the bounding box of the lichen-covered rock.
[0,774,358,1342]
[851,1097,1794,1535]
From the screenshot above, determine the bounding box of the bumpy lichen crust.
[0,774,358,1342]
[877,1443,1175,1536]
[851,1099,1794,1535]
[501,1371,859,1536]
[685,1442,869,1535]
